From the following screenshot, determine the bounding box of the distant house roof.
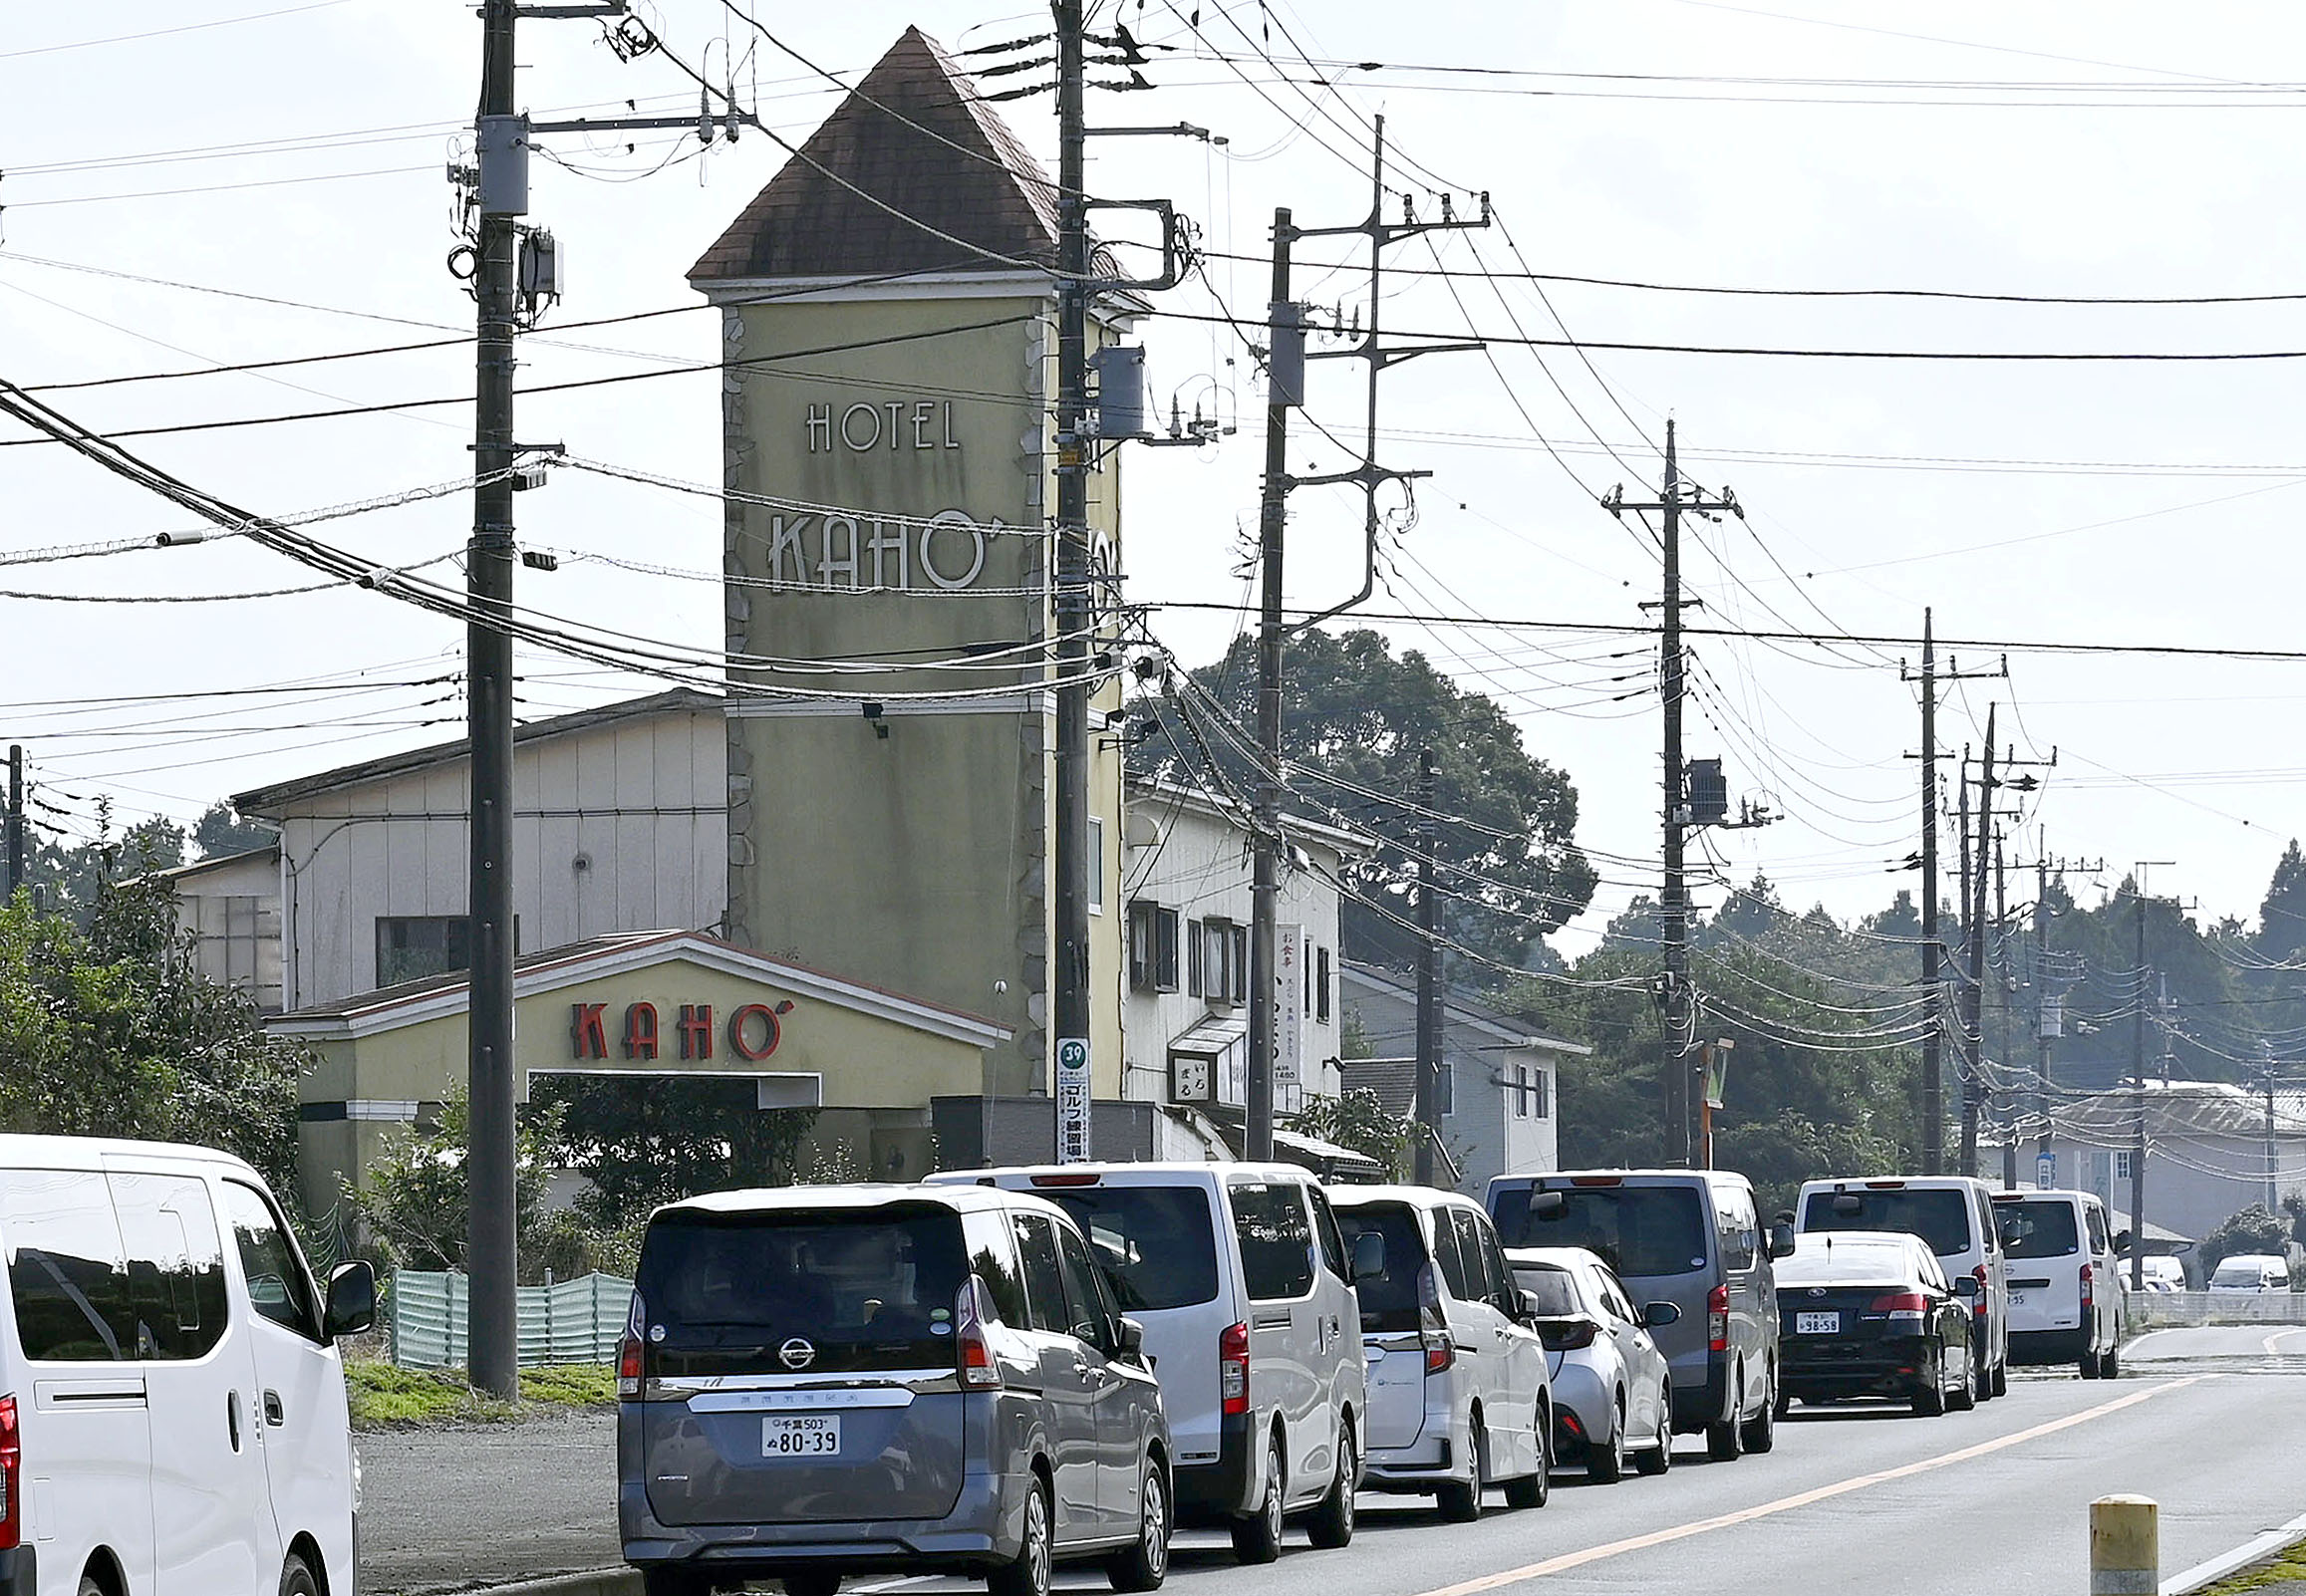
[2054,1078,2306,1142]
[689,27,1059,284]
[1338,1058,1418,1119]
[1339,962,1591,1057]
[231,687,721,815]
[144,844,279,885]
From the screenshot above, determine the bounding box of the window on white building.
[2115,1150,2134,1182]
[1087,816,1105,912]
[1128,902,1180,992]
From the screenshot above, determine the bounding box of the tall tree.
[193,801,280,861]
[1138,629,1596,975]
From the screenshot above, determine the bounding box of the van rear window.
[1491,1186,1707,1279]
[1036,1186,1219,1311]
[637,1206,967,1376]
[1998,1200,2080,1259]
[1334,1202,1429,1333]
[1803,1189,1970,1258]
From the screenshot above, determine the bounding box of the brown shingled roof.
[689,26,1059,283]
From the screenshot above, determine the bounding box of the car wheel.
[991,1478,1053,1596]
[1633,1384,1673,1476]
[1947,1346,1977,1412]
[1305,1420,1356,1549]
[1108,1457,1171,1590]
[784,1574,842,1596]
[1229,1434,1285,1564]
[1588,1398,1625,1483]
[281,1556,321,1596]
[2100,1343,2119,1380]
[2080,1348,2100,1380]
[1705,1364,1746,1462]
[1503,1425,1550,1510]
[1990,1359,2009,1398]
[1741,1367,1778,1454]
[1436,1412,1485,1521]
[1911,1346,1946,1417]
[1973,1339,1995,1402]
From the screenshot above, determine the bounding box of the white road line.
[2260,1327,2306,1354]
[1405,1378,2210,1596]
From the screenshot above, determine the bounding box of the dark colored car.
[618,1185,1171,1596]
[1776,1229,1975,1418]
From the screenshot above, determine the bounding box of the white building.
[232,688,726,1011]
[158,846,284,1012]
[2047,1078,2306,1243]
[1339,964,1585,1197]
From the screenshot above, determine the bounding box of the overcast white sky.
[7,1,2305,957]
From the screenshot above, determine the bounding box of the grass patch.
[346,1359,617,1430]
[2200,1537,2306,1593]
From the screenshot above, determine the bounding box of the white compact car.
[0,1135,377,1596]
[1507,1247,1675,1482]
[933,1163,1371,1561]
[1329,1188,1551,1519]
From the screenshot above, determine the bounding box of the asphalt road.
[361,1329,2306,1596]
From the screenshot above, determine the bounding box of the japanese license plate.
[2009,1290,2032,1310]
[1796,1311,1841,1335]
[762,1415,841,1457]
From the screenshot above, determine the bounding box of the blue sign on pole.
[2036,1152,2056,1191]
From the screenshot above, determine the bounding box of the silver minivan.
[1489,1170,1789,1459]
[934,1164,1371,1562]
[1329,1188,1551,1518]
[0,1135,376,1596]
[618,1185,1171,1596]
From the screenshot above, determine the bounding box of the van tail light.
[1707,1284,1730,1354]
[2080,1262,2095,1313]
[616,1291,646,1398]
[1220,1321,1251,1415]
[957,1278,1003,1389]
[1972,1265,1990,1316]
[0,1394,18,1551]
[1868,1292,1930,1331]
[1418,1264,1455,1374]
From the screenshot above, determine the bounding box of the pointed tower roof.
[690,27,1060,284]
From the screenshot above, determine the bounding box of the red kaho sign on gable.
[569,1000,794,1063]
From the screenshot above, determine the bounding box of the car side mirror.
[1519,1288,1545,1323]
[1951,1276,1979,1299]
[1768,1221,1796,1260]
[2114,1229,2135,1255]
[1641,1301,1681,1329]
[1350,1230,1385,1284]
[1114,1316,1146,1358]
[323,1259,378,1340]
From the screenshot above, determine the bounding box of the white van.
[932,1164,1372,1562]
[0,1136,377,1596]
[1991,1190,2126,1378]
[2208,1253,2292,1294]
[1793,1176,2011,1400]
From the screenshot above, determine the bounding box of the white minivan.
[1794,1176,2011,1400]
[933,1164,1373,1562]
[1992,1190,2126,1379]
[0,1136,377,1596]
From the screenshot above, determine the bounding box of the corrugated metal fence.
[387,1271,634,1369]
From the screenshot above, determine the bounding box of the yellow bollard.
[2091,1494,2159,1595]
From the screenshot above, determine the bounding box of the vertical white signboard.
[1056,1037,1091,1163]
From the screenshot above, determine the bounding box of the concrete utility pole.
[1244,123,1487,1163]
[457,0,747,1398]
[2128,863,2172,1290]
[2035,854,2053,1177]
[1996,826,2014,1190]
[1414,748,1441,1186]
[463,0,523,1405]
[1606,422,1741,1167]
[4,745,21,900]
[1961,708,1996,1180]
[1902,623,2003,1176]
[1051,0,1095,1160]
[1246,210,1297,1165]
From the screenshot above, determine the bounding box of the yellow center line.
[1407,1378,2209,1596]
